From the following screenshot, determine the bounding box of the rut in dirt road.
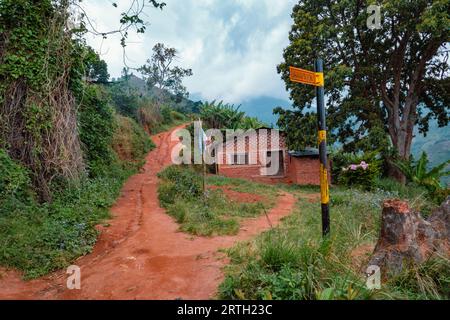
[0,125,296,300]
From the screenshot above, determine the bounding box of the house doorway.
[266,151,285,176]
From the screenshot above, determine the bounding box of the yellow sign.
[320,164,329,204]
[318,130,327,144]
[289,66,324,87]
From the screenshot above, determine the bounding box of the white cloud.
[82,0,296,102]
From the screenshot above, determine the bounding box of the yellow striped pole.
[315,59,330,236]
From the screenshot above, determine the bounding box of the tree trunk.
[386,160,406,185]
[386,122,414,184]
[368,198,450,278]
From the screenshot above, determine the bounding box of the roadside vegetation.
[219,184,449,300]
[0,83,158,279]
[0,0,193,279]
[157,166,279,236]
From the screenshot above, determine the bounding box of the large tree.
[139,43,193,103]
[278,0,449,182]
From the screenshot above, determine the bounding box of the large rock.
[368,197,450,277]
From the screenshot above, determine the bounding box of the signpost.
[289,66,324,87]
[289,59,330,237]
[197,120,207,194]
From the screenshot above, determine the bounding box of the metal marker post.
[314,59,330,236]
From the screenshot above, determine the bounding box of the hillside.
[112,74,202,114]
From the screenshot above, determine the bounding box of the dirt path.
[0,125,296,300]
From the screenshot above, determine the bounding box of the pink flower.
[350,164,358,171]
[360,161,369,170]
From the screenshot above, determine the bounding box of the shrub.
[78,85,116,175]
[157,166,276,236]
[160,105,173,124]
[0,162,134,279]
[333,152,382,190]
[137,99,163,133]
[157,165,203,205]
[338,160,381,190]
[170,110,185,122]
[112,114,155,165]
[393,152,449,191]
[109,85,140,120]
[0,149,33,200]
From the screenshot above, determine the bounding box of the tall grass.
[157,166,278,236]
[219,185,448,300]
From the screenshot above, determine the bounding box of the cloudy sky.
[82,0,297,104]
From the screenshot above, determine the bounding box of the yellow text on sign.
[289,66,324,87]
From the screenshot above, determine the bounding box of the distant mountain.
[239,96,293,127]
[411,120,450,185]
[233,96,449,177]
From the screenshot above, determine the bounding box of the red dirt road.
[0,125,296,300]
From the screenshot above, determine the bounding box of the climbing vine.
[0,0,86,201]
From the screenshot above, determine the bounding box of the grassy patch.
[218,185,447,300]
[157,166,279,236]
[0,116,156,279]
[112,114,155,166]
[0,162,136,279]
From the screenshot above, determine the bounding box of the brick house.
[214,128,330,185]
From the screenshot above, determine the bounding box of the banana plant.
[199,100,265,130]
[394,152,450,190]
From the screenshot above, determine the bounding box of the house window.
[232,153,249,165]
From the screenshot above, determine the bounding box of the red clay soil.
[0,125,296,300]
[350,243,376,271]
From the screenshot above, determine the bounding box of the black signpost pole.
[314,58,330,237]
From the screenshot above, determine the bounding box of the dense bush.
[108,85,140,120]
[332,152,382,190]
[0,150,32,199]
[157,166,276,236]
[112,115,155,164]
[0,163,134,279]
[78,85,116,175]
[157,165,203,206]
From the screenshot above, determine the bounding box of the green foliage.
[139,43,193,99]
[0,149,34,206]
[0,162,135,279]
[157,166,277,236]
[219,185,444,300]
[108,84,141,120]
[157,166,203,205]
[394,152,450,191]
[200,101,267,130]
[274,108,321,150]
[83,46,110,83]
[78,86,116,175]
[112,114,154,163]
[278,0,449,167]
[0,0,89,200]
[332,152,382,190]
[0,0,55,90]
